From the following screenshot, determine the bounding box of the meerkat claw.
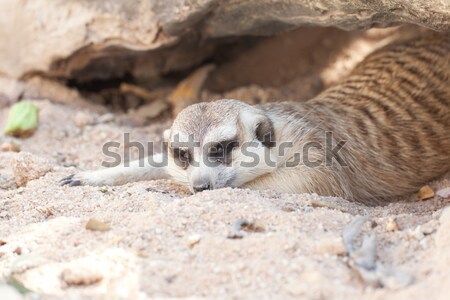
[60,174,82,186]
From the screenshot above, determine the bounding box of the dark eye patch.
[207,140,239,164]
[172,148,191,168]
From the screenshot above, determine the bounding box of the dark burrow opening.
[41,26,425,119]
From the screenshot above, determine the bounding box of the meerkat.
[61,35,450,205]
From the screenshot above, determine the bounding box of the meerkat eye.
[179,149,190,161]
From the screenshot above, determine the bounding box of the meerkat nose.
[193,182,211,193]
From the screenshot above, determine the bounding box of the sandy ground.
[1,26,450,300]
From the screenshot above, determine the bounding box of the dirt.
[1,26,450,300]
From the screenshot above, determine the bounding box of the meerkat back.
[306,35,450,204]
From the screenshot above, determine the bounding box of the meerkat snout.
[191,170,213,192]
[192,181,211,193]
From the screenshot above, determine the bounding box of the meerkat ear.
[255,116,275,148]
[163,129,171,141]
[240,110,275,148]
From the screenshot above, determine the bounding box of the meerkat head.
[163,99,277,193]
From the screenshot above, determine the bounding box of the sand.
[0,26,450,300]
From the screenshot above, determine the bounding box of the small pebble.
[417,185,434,201]
[187,234,202,248]
[74,111,96,128]
[386,217,399,232]
[0,142,20,152]
[85,218,111,232]
[436,187,450,199]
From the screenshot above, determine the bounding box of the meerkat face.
[164,99,277,193]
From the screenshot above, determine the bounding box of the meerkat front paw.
[60,174,82,186]
[60,171,106,187]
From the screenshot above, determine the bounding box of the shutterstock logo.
[101,132,347,168]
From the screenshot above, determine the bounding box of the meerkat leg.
[60,153,168,186]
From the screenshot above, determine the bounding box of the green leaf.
[4,102,39,138]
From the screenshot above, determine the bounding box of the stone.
[187,234,202,248]
[74,111,96,128]
[155,0,450,37]
[386,218,399,232]
[0,142,21,152]
[436,187,450,199]
[0,0,447,84]
[417,185,435,201]
[12,152,52,186]
[85,218,111,232]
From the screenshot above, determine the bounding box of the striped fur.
[254,35,450,204]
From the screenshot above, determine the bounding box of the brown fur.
[256,34,450,204]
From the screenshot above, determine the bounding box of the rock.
[156,1,450,37]
[12,152,52,186]
[386,217,399,232]
[0,141,21,152]
[0,1,172,79]
[417,185,435,201]
[85,218,111,232]
[0,77,26,104]
[74,111,96,128]
[436,187,450,199]
[23,77,106,113]
[187,234,202,248]
[0,0,448,84]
